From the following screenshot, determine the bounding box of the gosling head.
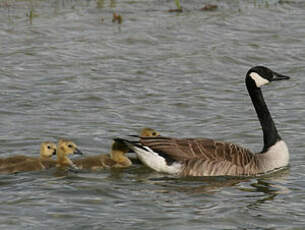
[246,66,290,88]
[40,142,57,159]
[57,139,83,157]
[111,141,129,153]
[140,128,160,137]
[110,140,131,166]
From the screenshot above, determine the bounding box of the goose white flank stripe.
[126,143,182,174]
[116,66,290,177]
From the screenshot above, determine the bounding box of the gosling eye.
[68,144,73,148]
[47,146,51,149]
[152,132,156,136]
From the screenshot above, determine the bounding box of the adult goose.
[115,66,290,177]
[0,142,56,168]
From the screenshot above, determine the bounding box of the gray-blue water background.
[1,0,305,229]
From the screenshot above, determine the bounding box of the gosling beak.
[53,150,57,156]
[74,148,83,155]
[272,71,290,81]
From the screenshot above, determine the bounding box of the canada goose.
[0,139,82,174]
[73,141,130,170]
[116,66,290,177]
[0,142,56,168]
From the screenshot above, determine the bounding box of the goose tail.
[113,138,182,174]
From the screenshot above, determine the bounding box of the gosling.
[73,141,130,170]
[0,142,56,168]
[73,128,160,170]
[0,139,82,174]
[140,128,160,137]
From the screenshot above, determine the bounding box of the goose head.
[246,66,290,88]
[140,128,160,137]
[40,142,57,159]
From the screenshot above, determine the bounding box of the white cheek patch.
[250,72,270,88]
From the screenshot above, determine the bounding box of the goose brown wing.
[140,137,256,167]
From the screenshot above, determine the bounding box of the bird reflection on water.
[142,168,290,197]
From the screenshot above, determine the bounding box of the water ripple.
[0,0,305,229]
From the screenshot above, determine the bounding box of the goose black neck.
[246,80,281,152]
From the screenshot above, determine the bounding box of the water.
[1,0,305,229]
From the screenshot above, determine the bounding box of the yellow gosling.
[140,128,160,137]
[40,142,57,159]
[0,139,82,174]
[55,139,83,169]
[130,128,160,164]
[73,128,160,170]
[0,142,56,168]
[73,140,130,170]
[109,141,132,167]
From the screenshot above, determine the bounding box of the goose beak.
[74,148,83,155]
[272,71,290,81]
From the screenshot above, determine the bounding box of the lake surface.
[1,0,305,229]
